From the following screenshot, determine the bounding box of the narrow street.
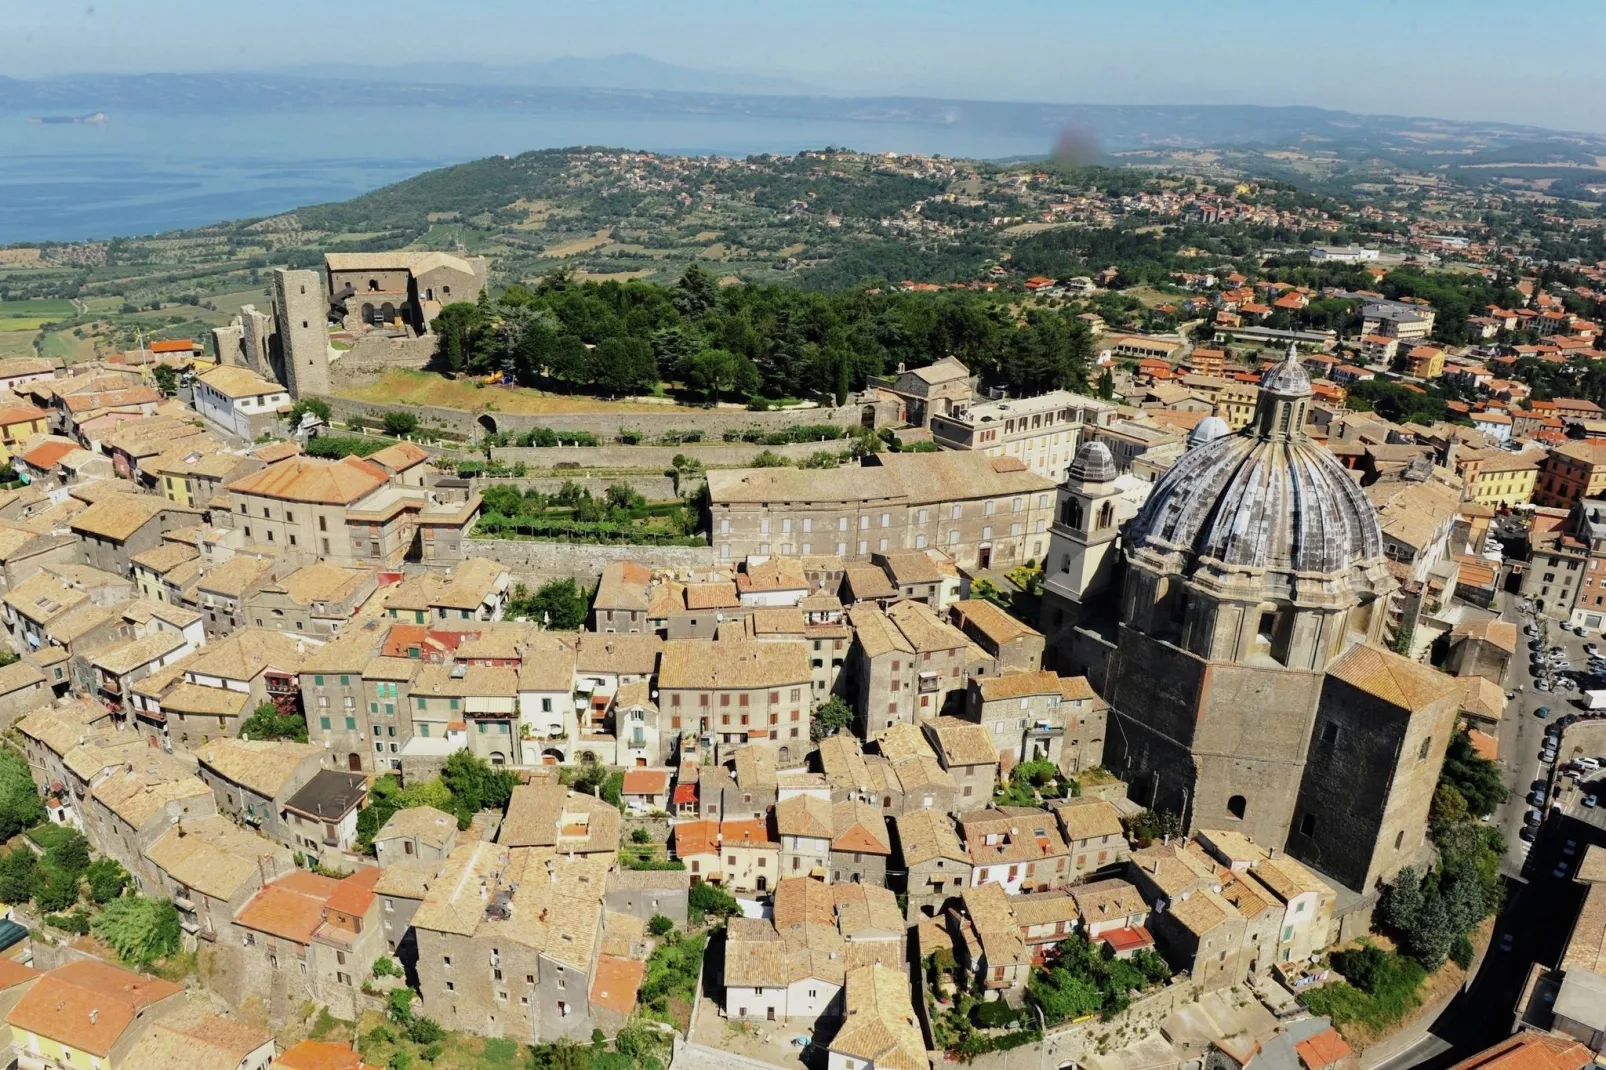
[1373,590,1598,1068]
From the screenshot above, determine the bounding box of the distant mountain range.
[0,69,1600,158]
[273,53,823,97]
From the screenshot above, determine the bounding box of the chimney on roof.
[89,1009,98,1025]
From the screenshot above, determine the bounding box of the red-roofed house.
[621,768,671,814]
[232,866,384,1018]
[589,955,646,1032]
[1295,1026,1356,1070]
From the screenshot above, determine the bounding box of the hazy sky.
[7,0,1604,132]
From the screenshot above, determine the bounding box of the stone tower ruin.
[272,268,330,399]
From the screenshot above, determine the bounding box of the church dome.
[1067,440,1117,484]
[1127,348,1384,580]
[1187,414,1230,448]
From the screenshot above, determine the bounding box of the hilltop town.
[0,163,1604,1070]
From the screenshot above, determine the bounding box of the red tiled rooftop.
[1099,925,1155,954]
[621,769,670,796]
[1295,1028,1354,1070]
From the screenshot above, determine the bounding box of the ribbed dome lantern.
[1127,345,1385,582]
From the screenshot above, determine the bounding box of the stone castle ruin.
[211,252,489,398]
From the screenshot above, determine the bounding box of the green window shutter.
[314,675,324,687]
[319,716,331,731]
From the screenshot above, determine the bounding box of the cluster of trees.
[432,264,1097,403]
[0,749,44,840]
[809,696,854,742]
[477,483,701,546]
[1301,942,1427,1033]
[994,759,1074,807]
[0,824,129,917]
[1374,732,1506,970]
[504,578,593,631]
[1346,379,1459,426]
[639,930,708,1027]
[356,751,518,848]
[240,700,309,742]
[1028,933,1172,1022]
[1378,268,1525,347]
[1508,354,1606,411]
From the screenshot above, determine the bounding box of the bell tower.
[1040,441,1125,634]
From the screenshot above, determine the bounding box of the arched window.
[1061,500,1083,529]
[1227,795,1246,820]
[1096,502,1114,529]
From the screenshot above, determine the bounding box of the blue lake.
[0,107,1059,243]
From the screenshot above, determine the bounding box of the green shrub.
[1300,944,1426,1031]
[971,998,1017,1028]
[648,914,675,937]
[406,1016,444,1044]
[45,908,90,934]
[91,897,182,968]
[631,827,652,845]
[688,881,739,924]
[382,411,420,437]
[85,858,129,904]
[372,956,402,978]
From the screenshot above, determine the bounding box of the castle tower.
[273,268,330,399]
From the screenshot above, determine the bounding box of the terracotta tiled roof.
[5,960,181,1057]
[1328,644,1457,710]
[277,1040,369,1070]
[589,955,645,1016]
[226,455,388,505]
[233,870,345,944]
[123,1002,273,1070]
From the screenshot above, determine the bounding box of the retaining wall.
[321,394,895,440]
[488,441,841,469]
[468,537,716,581]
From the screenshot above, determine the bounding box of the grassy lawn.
[338,369,674,415]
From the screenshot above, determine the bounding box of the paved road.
[1380,593,1599,1069]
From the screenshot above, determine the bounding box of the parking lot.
[1496,598,1606,871]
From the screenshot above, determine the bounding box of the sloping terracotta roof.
[1328,644,1458,710]
[225,455,388,505]
[589,955,645,1017]
[5,960,182,1057]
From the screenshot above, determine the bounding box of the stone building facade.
[1099,351,1456,895]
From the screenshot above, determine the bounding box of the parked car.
[1521,824,1539,841]
[1527,808,1545,825]
[1585,795,1599,809]
[1539,680,1552,691]
[1537,706,1553,719]
[1531,790,1550,806]
[1500,933,1516,952]
[1556,862,1571,879]
[1565,839,1580,856]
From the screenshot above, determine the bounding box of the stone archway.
[347,752,362,771]
[478,413,498,436]
[541,749,564,765]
